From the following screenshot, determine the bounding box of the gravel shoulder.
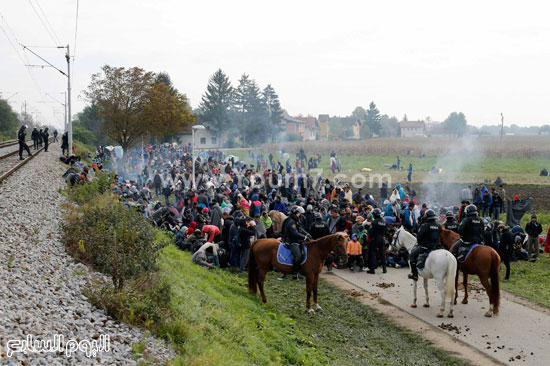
[0,148,174,365]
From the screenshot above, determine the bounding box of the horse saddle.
[277,243,307,266]
[457,243,480,263]
[417,249,432,270]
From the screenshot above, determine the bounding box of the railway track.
[0,139,52,184]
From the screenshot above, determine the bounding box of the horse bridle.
[392,228,402,249]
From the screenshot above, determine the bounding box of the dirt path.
[324,267,550,366]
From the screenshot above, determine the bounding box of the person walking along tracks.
[17,125,32,160]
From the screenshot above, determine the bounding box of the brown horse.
[440,228,501,317]
[248,233,348,313]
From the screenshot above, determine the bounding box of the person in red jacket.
[201,225,221,243]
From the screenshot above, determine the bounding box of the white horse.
[392,227,457,318]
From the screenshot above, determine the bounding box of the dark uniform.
[499,226,514,279]
[443,218,459,233]
[31,128,39,150]
[61,132,68,155]
[308,217,330,239]
[458,216,484,244]
[42,128,49,152]
[409,216,441,280]
[454,205,485,259]
[367,213,387,274]
[17,126,32,160]
[282,213,309,273]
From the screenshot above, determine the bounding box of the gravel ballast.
[0,148,174,365]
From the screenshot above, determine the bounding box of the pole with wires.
[65,45,72,155]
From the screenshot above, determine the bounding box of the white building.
[179,125,219,149]
[399,121,426,137]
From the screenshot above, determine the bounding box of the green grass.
[159,245,466,366]
[500,255,550,308]
[73,139,96,165]
[224,149,550,185]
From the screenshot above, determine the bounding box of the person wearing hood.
[210,201,223,228]
[261,211,273,237]
[401,202,416,232]
[270,195,287,214]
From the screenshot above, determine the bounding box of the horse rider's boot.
[292,262,301,280]
[277,274,287,281]
[408,262,418,281]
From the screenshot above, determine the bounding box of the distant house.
[179,124,220,149]
[282,113,306,139]
[296,116,319,141]
[399,121,426,137]
[318,114,329,140]
[341,117,362,139]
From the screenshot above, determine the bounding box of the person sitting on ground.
[192,242,220,268]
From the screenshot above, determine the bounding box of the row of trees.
[80,66,195,151]
[199,69,284,145]
[0,98,20,140]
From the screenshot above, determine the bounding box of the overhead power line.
[27,0,64,55]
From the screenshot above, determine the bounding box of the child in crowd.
[347,233,362,272]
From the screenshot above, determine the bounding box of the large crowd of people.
[61,141,547,282]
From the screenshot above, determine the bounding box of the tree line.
[198,69,284,146]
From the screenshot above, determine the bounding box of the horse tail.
[445,252,457,299]
[490,249,501,315]
[248,241,258,295]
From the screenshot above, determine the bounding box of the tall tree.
[199,69,234,146]
[84,65,194,151]
[234,74,267,145]
[262,84,283,142]
[379,115,400,137]
[365,101,382,136]
[74,104,105,144]
[442,112,467,137]
[155,72,175,94]
[352,106,366,120]
[0,98,20,139]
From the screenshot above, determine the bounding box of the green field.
[500,255,550,309]
[224,149,550,185]
[159,245,466,366]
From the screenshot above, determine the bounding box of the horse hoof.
[410,304,417,308]
[462,299,468,304]
[453,300,457,305]
[484,311,493,318]
[423,303,430,308]
[436,313,444,318]
[447,313,454,318]
[307,309,315,315]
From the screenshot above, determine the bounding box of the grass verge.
[500,255,550,309]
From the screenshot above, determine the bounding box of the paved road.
[331,266,550,366]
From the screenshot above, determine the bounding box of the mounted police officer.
[454,204,485,260]
[282,206,311,279]
[366,208,387,274]
[408,209,441,281]
[443,211,459,233]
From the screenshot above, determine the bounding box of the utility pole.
[500,113,504,139]
[65,45,72,155]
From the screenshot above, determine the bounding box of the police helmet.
[290,206,301,215]
[424,209,436,220]
[465,204,478,216]
[446,211,454,218]
[313,212,322,220]
[372,208,382,218]
[194,229,201,235]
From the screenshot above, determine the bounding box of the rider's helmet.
[372,208,382,218]
[290,206,301,215]
[465,204,478,216]
[424,209,436,220]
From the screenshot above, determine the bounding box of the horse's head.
[390,226,404,250]
[333,232,349,256]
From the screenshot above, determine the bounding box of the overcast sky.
[1,0,550,130]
